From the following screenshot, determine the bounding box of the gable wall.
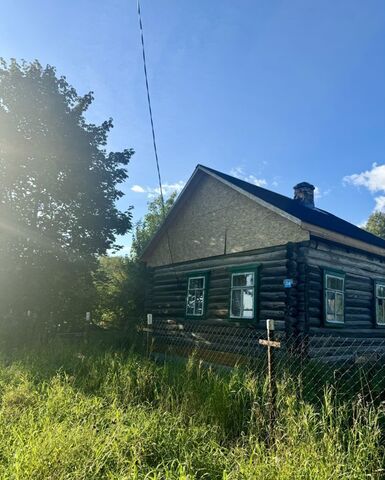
[145,174,309,267]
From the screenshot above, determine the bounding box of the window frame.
[229,265,259,322]
[185,271,209,319]
[323,269,345,327]
[374,280,385,328]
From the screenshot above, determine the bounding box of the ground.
[0,337,383,479]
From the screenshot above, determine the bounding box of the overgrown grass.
[0,340,383,479]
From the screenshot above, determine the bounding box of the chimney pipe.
[293,182,315,208]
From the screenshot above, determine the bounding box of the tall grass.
[0,341,383,479]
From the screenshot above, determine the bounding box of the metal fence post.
[146,313,153,358]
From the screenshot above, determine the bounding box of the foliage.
[365,211,385,240]
[0,340,383,479]
[0,59,133,329]
[91,193,177,332]
[93,256,146,331]
[131,192,177,258]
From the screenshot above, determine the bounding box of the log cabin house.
[141,165,385,363]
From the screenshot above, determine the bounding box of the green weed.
[0,341,383,479]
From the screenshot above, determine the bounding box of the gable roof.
[201,165,385,250]
[141,164,385,260]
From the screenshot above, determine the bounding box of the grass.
[0,339,384,479]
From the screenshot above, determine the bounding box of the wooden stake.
[258,319,280,446]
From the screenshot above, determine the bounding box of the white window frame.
[324,271,345,325]
[375,281,385,326]
[230,271,255,320]
[186,275,206,317]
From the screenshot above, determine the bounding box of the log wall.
[146,245,291,365]
[302,237,385,359]
[146,237,385,364]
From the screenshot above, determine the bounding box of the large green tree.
[365,211,385,240]
[131,192,177,258]
[0,59,133,329]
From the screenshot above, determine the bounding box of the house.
[141,165,385,363]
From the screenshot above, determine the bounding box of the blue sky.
[2,0,385,253]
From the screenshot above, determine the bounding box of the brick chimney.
[293,182,315,208]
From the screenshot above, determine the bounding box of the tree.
[365,211,385,240]
[131,192,177,258]
[93,256,146,331]
[0,59,133,328]
[93,193,177,332]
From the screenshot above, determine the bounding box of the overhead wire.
[136,0,165,216]
[136,0,177,270]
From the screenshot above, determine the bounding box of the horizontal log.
[259,292,286,301]
[345,306,371,315]
[308,327,385,337]
[307,249,385,276]
[153,247,288,275]
[259,310,285,320]
[260,265,287,276]
[309,335,385,346]
[311,240,385,266]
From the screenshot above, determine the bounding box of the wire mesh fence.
[139,319,385,405]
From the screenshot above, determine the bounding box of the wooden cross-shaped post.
[259,319,281,445]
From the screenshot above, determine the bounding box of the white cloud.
[131,181,185,198]
[229,167,267,187]
[131,185,145,193]
[343,163,385,193]
[344,163,385,212]
[314,187,331,200]
[374,196,385,212]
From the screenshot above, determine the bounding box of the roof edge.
[140,165,203,261]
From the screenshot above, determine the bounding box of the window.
[375,282,385,326]
[230,269,257,320]
[186,274,208,317]
[324,271,345,325]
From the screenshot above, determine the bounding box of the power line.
[136,0,177,271]
[136,0,166,218]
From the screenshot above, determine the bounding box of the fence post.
[146,313,153,358]
[258,319,281,445]
[267,319,276,446]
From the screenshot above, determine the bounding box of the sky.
[2,0,385,254]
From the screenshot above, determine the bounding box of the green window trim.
[185,271,210,319]
[229,265,259,322]
[374,280,385,327]
[323,269,345,327]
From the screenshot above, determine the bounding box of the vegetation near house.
[0,339,382,479]
[0,59,133,334]
[365,211,385,240]
[93,256,145,331]
[93,193,176,331]
[131,191,177,259]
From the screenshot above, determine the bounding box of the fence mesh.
[140,320,385,405]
